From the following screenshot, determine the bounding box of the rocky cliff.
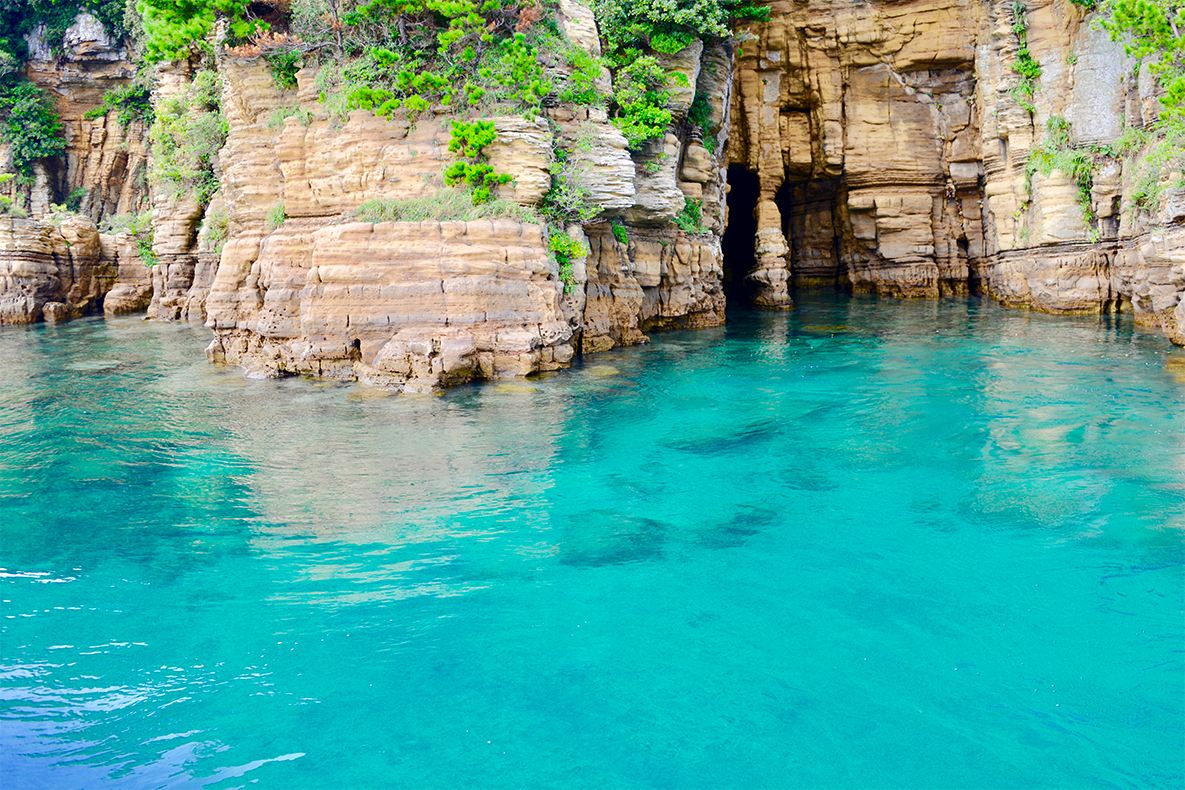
[191,0,732,389]
[1,0,1182,379]
[730,0,1184,344]
[0,11,151,324]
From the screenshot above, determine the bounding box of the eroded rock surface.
[731,0,1184,345]
[197,22,735,389]
[0,215,115,323]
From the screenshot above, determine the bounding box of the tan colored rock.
[101,232,153,314]
[623,134,686,225]
[488,117,552,206]
[581,225,724,353]
[175,26,736,381]
[25,12,149,225]
[565,121,636,212]
[0,214,114,323]
[657,39,704,120]
[207,219,575,390]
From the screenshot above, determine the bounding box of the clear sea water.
[1,294,1183,790]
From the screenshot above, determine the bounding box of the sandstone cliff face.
[730,0,1183,346]
[5,0,1182,368]
[0,215,115,323]
[23,13,150,222]
[729,0,1003,304]
[0,12,152,323]
[196,4,734,390]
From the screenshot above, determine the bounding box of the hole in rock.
[722,165,760,307]
[778,177,843,289]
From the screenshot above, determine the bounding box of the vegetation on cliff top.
[130,0,763,150]
[1096,0,1185,215]
[147,69,227,205]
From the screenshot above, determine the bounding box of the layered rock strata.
[729,0,1184,345]
[0,215,114,323]
[22,13,150,222]
[196,5,734,389]
[4,0,1182,371]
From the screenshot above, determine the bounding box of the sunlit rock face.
[0,215,114,324]
[24,12,150,222]
[199,25,736,389]
[729,0,1183,346]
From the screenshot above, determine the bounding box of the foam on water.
[1,295,1182,789]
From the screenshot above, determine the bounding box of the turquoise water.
[1,295,1182,789]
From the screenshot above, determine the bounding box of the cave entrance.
[722,165,761,307]
[776,177,844,290]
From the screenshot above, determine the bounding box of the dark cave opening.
[722,165,761,307]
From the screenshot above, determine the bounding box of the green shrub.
[1009,1,1040,113]
[1025,117,1102,240]
[64,186,88,212]
[103,210,157,266]
[0,172,28,217]
[200,204,229,251]
[266,202,286,230]
[0,79,67,174]
[352,187,540,223]
[688,92,712,137]
[610,52,673,148]
[84,82,154,129]
[1,0,128,65]
[267,105,314,129]
[444,119,513,204]
[265,49,302,91]
[547,228,586,292]
[541,146,599,224]
[556,43,607,106]
[148,69,227,206]
[592,0,769,51]
[1101,0,1185,120]
[611,219,629,245]
[672,197,707,234]
[136,0,266,63]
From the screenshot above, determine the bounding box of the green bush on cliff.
[590,0,767,148]
[547,229,586,293]
[673,196,708,234]
[609,52,674,148]
[1100,0,1185,118]
[1093,0,1185,215]
[1026,117,1101,240]
[1009,1,1040,113]
[200,204,230,251]
[444,119,513,204]
[353,188,538,223]
[135,0,268,62]
[592,0,769,52]
[0,79,68,175]
[266,202,287,230]
[103,210,157,266]
[611,219,629,245]
[305,0,580,120]
[541,144,600,224]
[85,82,154,128]
[148,69,227,205]
[0,172,29,217]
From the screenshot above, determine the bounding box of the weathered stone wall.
[197,0,735,389]
[730,0,1184,346]
[0,215,115,323]
[23,12,150,222]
